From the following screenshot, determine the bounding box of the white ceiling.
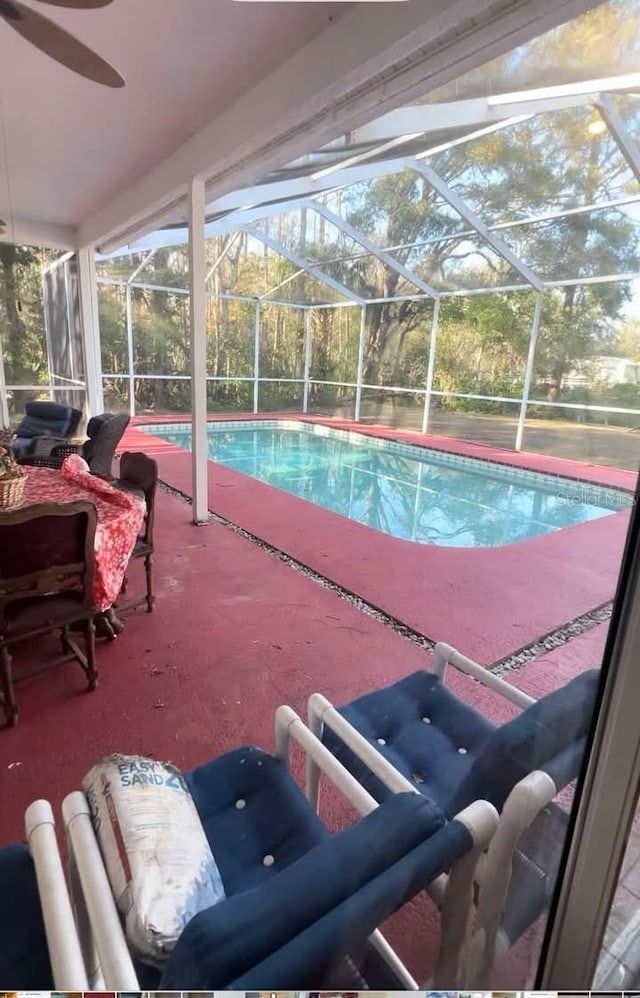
[0,0,347,233]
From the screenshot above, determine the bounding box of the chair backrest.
[0,501,97,625]
[449,668,600,815]
[82,413,130,475]
[16,401,82,441]
[158,791,465,988]
[118,451,158,544]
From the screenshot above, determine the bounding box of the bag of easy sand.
[83,753,225,966]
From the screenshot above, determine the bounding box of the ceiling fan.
[0,0,124,87]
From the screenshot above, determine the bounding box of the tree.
[0,245,50,388]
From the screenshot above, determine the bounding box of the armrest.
[50,442,83,459]
[466,769,557,985]
[33,436,75,457]
[62,791,139,990]
[433,641,535,709]
[275,703,379,816]
[159,792,475,989]
[24,799,89,988]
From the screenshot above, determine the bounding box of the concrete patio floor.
[0,416,636,987]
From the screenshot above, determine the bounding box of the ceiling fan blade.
[33,0,113,8]
[1,0,124,86]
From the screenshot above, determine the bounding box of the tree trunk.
[0,245,26,371]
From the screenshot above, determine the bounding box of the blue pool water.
[143,420,633,548]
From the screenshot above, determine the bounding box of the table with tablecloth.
[15,455,145,612]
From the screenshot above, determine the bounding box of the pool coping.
[126,414,634,666]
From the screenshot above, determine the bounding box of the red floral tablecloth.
[17,455,146,611]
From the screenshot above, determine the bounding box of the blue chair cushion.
[18,408,75,440]
[186,745,330,895]
[160,791,463,989]
[131,746,332,988]
[12,402,81,458]
[326,670,496,814]
[11,436,34,458]
[449,669,599,814]
[329,668,599,819]
[0,843,53,988]
[24,400,75,425]
[499,801,570,946]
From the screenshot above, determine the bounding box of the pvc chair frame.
[55,704,496,989]
[307,640,566,987]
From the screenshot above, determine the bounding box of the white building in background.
[565,355,640,388]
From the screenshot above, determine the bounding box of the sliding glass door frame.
[538,472,640,986]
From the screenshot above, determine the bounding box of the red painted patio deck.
[0,415,635,987]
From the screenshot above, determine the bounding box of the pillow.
[83,753,225,967]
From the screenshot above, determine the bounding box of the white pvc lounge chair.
[57,705,497,989]
[307,641,599,985]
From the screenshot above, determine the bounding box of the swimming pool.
[143,420,633,548]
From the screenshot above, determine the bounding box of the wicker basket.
[0,473,26,509]
[0,444,26,509]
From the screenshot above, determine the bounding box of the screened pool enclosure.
[3,59,640,464]
[93,78,640,455]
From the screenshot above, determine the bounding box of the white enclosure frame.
[86,82,640,454]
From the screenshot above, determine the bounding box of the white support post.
[253,300,261,414]
[515,292,543,452]
[41,264,56,402]
[124,285,135,418]
[302,308,312,413]
[188,177,209,525]
[0,330,9,427]
[422,299,440,434]
[354,305,366,422]
[76,245,104,416]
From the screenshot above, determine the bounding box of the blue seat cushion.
[0,843,53,988]
[326,670,496,815]
[500,801,570,945]
[11,436,34,458]
[160,791,460,989]
[186,745,329,895]
[330,669,599,819]
[132,746,329,987]
[449,669,599,814]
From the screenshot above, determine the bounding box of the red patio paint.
[0,417,629,988]
[0,484,555,986]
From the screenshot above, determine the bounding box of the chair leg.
[145,554,154,612]
[84,618,98,691]
[0,644,18,727]
[61,624,72,656]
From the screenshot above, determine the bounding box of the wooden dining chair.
[0,501,99,726]
[116,451,158,613]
